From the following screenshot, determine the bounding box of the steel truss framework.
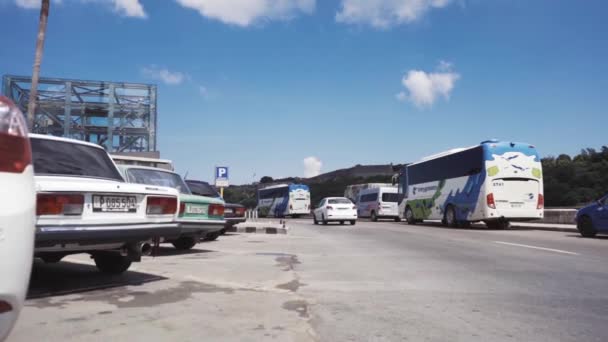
[3,75,157,152]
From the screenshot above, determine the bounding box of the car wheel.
[445,205,457,228]
[371,211,378,222]
[322,215,328,225]
[350,220,356,225]
[578,215,597,238]
[172,236,197,250]
[313,214,319,225]
[203,232,221,242]
[94,253,132,274]
[405,207,416,225]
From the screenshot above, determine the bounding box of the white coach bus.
[257,184,311,218]
[397,140,544,229]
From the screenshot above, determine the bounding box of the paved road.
[9,220,608,341]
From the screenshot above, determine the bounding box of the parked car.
[185,180,246,233]
[313,197,357,225]
[0,96,36,341]
[119,166,226,247]
[30,134,180,274]
[575,194,608,237]
[356,186,400,222]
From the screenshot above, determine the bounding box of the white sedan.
[30,134,181,274]
[0,97,36,341]
[313,197,357,225]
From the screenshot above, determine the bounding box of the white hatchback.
[313,197,357,225]
[0,96,36,341]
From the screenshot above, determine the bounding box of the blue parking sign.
[216,166,229,179]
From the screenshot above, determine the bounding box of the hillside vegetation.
[224,147,608,209]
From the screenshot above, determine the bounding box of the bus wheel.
[577,215,597,238]
[340,221,345,225]
[394,217,401,222]
[405,207,416,225]
[486,220,510,230]
[459,221,471,228]
[371,211,378,222]
[445,205,457,228]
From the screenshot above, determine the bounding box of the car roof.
[29,133,106,150]
[117,164,179,175]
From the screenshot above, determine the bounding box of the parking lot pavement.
[11,220,608,342]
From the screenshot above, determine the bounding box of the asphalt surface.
[9,219,608,341]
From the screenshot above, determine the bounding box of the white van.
[357,187,400,222]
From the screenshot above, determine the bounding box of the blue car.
[575,194,608,237]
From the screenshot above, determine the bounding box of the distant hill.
[224,163,403,207]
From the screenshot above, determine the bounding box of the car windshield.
[328,198,351,204]
[382,193,398,202]
[186,181,220,197]
[31,137,123,181]
[126,168,191,194]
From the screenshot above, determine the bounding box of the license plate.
[93,195,137,213]
[186,204,208,215]
[224,208,233,214]
[511,203,524,208]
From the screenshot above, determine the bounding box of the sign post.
[215,166,229,198]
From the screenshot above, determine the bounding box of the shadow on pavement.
[151,246,216,257]
[565,234,608,240]
[28,259,167,299]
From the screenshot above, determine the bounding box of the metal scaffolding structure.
[2,75,157,152]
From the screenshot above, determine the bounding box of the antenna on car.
[183,171,189,180]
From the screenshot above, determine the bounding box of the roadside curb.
[227,224,288,234]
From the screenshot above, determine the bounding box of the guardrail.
[540,209,577,225]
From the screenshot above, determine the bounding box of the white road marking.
[494,241,579,255]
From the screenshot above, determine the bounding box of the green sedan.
[117,165,225,250]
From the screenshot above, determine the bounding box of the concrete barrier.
[539,209,577,225]
[227,221,288,234]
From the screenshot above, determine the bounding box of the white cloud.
[396,61,460,108]
[174,0,316,27]
[303,156,322,178]
[141,66,187,85]
[14,0,146,18]
[113,0,146,18]
[336,0,453,28]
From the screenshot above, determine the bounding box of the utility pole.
[27,0,50,129]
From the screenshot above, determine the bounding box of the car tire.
[94,253,132,274]
[322,215,328,225]
[577,215,597,238]
[203,232,221,242]
[40,254,65,263]
[445,205,457,228]
[350,220,356,225]
[405,206,416,225]
[394,217,401,222]
[313,215,319,225]
[172,236,197,250]
[371,211,378,222]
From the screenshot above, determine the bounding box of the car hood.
[35,175,179,196]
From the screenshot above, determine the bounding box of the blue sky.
[1,0,607,184]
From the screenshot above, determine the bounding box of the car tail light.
[0,96,31,173]
[326,206,333,210]
[37,194,84,216]
[0,300,12,314]
[235,207,246,216]
[486,193,496,209]
[209,204,225,216]
[147,196,177,215]
[179,202,186,215]
[537,194,544,210]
